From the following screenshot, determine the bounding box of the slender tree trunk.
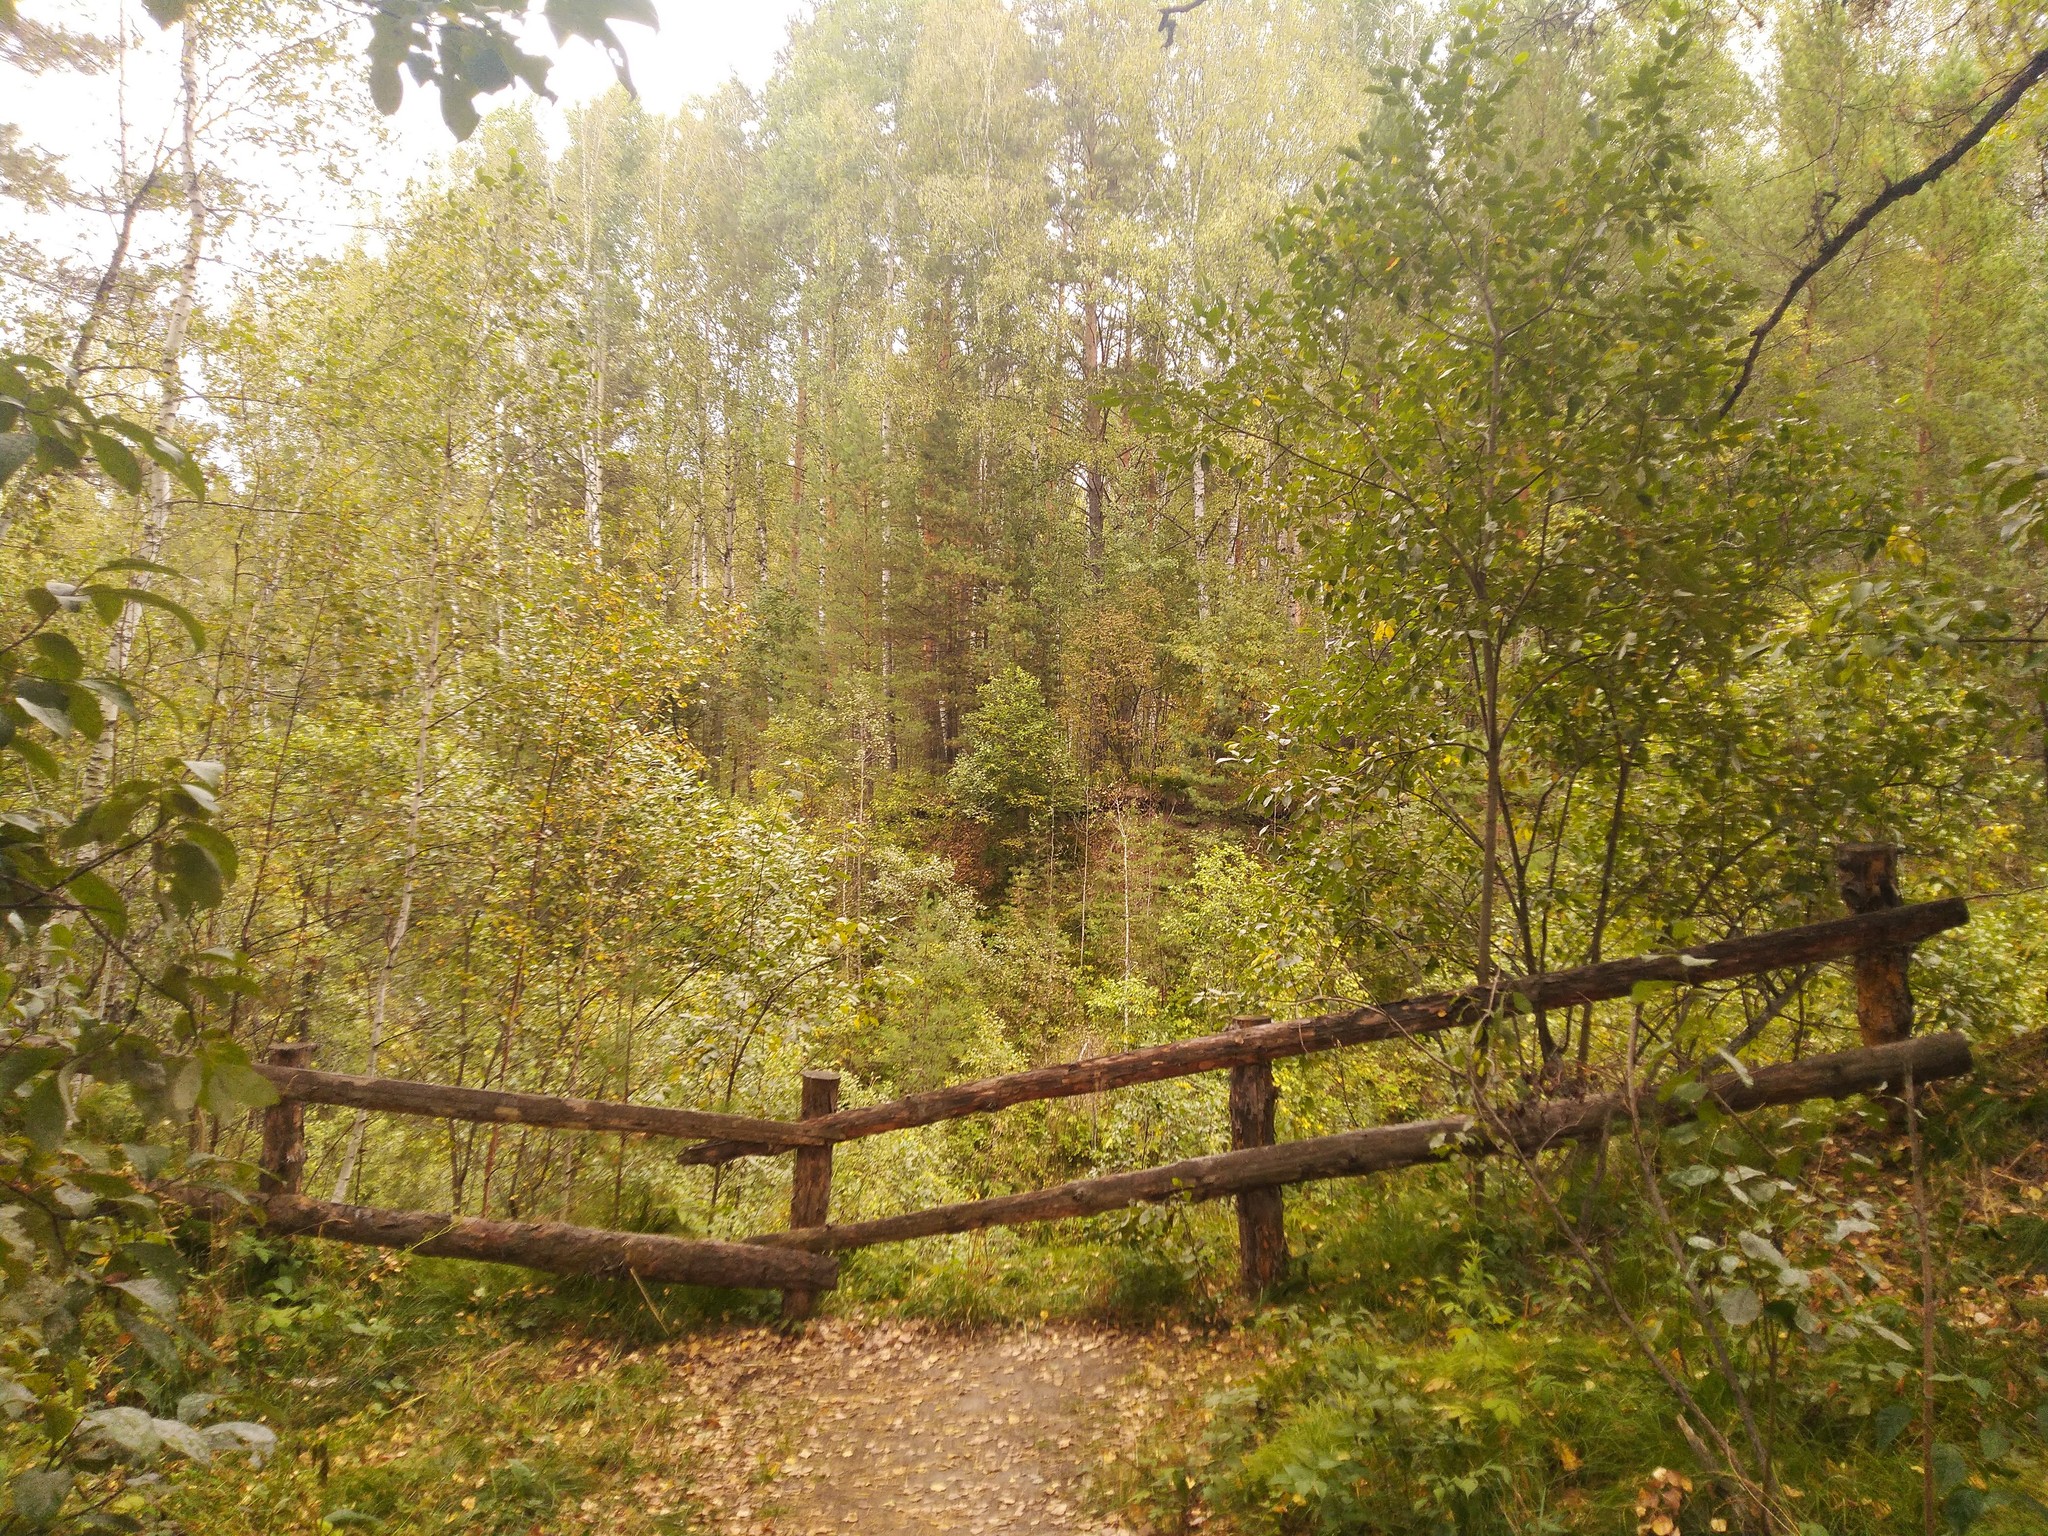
[722,436,738,605]
[1118,805,1133,1047]
[579,134,605,567]
[583,361,605,568]
[1081,298,1106,580]
[1477,642,1502,988]
[87,24,204,793]
[67,168,161,386]
[753,431,769,588]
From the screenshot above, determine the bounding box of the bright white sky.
[8,0,809,300]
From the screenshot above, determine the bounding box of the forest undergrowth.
[132,1028,2048,1536]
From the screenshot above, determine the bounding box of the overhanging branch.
[1721,43,2048,417]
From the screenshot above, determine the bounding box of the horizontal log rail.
[254,1064,831,1149]
[679,897,1969,1166]
[747,1033,1971,1254]
[172,1186,837,1292]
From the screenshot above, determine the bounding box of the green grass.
[156,1248,775,1535]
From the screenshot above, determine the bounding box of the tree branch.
[1720,44,2048,417]
[1157,0,1211,47]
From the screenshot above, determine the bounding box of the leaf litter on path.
[660,1319,1196,1534]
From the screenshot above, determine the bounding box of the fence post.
[259,1041,318,1197]
[1835,843,1913,1045]
[1228,1016,1286,1296]
[781,1069,841,1321]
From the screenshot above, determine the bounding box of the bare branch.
[1720,44,2048,417]
[1157,0,1211,48]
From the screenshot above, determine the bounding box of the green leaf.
[1931,1441,1970,1498]
[1716,1284,1760,1326]
[543,0,656,44]
[93,555,181,579]
[0,431,32,487]
[75,676,137,719]
[180,821,238,885]
[62,782,151,846]
[10,1468,72,1527]
[369,57,404,116]
[122,1140,172,1179]
[13,679,72,736]
[439,84,483,140]
[22,1076,68,1153]
[1942,1485,1987,1532]
[181,757,225,790]
[64,869,128,938]
[84,429,143,493]
[81,1406,160,1461]
[168,1056,202,1115]
[139,0,190,23]
[27,632,83,681]
[167,781,219,818]
[199,1054,278,1117]
[10,733,59,780]
[156,838,225,915]
[0,1046,66,1096]
[111,1277,177,1316]
[1873,1401,1916,1451]
[80,585,205,650]
[62,682,104,741]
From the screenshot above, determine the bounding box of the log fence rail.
[219,848,1972,1309]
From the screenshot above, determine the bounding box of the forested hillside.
[4,0,2048,1531]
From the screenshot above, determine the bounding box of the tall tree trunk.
[67,168,160,386]
[1477,639,1502,989]
[1081,299,1105,581]
[579,133,604,567]
[753,430,769,589]
[88,23,205,795]
[722,436,738,605]
[583,360,605,568]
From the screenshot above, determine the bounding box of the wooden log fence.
[746,1033,1972,1255]
[676,894,1968,1166]
[1228,1017,1286,1295]
[174,1186,835,1292]
[250,1062,829,1149]
[217,848,1968,1307]
[780,1070,841,1319]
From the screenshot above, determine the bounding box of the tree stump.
[1835,843,1913,1045]
[259,1041,318,1196]
[1228,1016,1286,1296]
[781,1069,841,1321]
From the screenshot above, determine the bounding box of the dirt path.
[662,1320,1203,1534]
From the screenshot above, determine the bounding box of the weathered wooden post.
[259,1041,318,1196]
[1835,843,1913,1044]
[781,1069,841,1321]
[1228,1016,1286,1296]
